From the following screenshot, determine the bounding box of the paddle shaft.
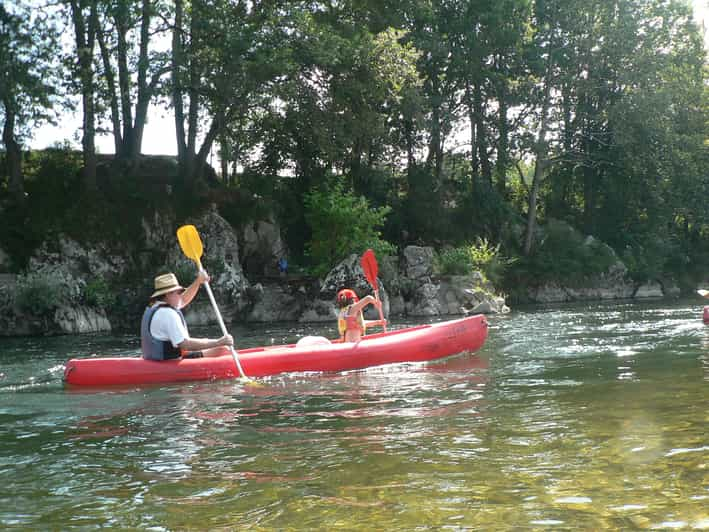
[373,287,386,332]
[198,265,248,379]
[176,224,249,380]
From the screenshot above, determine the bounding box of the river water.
[1,299,707,529]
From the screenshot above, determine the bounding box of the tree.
[170,0,294,190]
[66,0,100,192]
[95,0,171,162]
[0,2,60,206]
[304,181,393,275]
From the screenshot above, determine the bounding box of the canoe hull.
[64,315,488,386]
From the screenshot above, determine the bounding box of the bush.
[304,182,395,276]
[435,238,514,284]
[14,272,73,315]
[513,220,618,284]
[470,237,516,285]
[436,247,473,276]
[84,278,117,309]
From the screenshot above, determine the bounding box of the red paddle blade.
[361,249,378,290]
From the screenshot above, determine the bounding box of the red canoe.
[64,315,488,386]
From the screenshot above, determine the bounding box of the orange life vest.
[338,305,365,337]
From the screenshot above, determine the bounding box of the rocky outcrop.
[240,217,287,276]
[0,206,250,335]
[523,260,680,303]
[396,247,509,316]
[0,210,514,336]
[176,207,250,323]
[235,245,510,326]
[55,305,112,334]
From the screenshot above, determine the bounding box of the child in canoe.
[337,288,386,342]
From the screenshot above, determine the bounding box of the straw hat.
[151,273,184,298]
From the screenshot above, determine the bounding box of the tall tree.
[95,0,171,162]
[0,3,60,205]
[67,0,100,191]
[169,0,295,190]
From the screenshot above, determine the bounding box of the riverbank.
[0,204,690,337]
[0,207,510,336]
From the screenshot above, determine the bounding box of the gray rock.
[403,245,434,280]
[247,283,305,322]
[634,281,664,299]
[55,305,111,334]
[240,217,287,276]
[299,300,337,323]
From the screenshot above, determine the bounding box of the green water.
[1,299,707,530]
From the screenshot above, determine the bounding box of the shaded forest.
[1,0,707,295]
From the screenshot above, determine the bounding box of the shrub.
[436,247,473,276]
[304,182,395,276]
[513,220,618,284]
[14,272,73,315]
[470,237,516,285]
[84,278,117,308]
[435,238,514,285]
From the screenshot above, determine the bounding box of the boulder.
[55,305,111,334]
[403,245,434,280]
[240,217,287,276]
[174,206,250,313]
[634,281,664,299]
[407,281,443,316]
[299,299,337,323]
[246,282,306,322]
[661,279,681,297]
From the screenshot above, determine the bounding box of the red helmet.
[337,288,359,305]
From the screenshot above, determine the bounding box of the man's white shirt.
[149,305,188,347]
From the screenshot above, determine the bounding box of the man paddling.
[141,272,233,360]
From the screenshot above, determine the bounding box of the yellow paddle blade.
[177,225,204,265]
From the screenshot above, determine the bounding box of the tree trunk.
[1,98,25,206]
[465,80,479,178]
[115,0,133,158]
[473,81,492,187]
[70,0,98,192]
[130,0,154,158]
[172,0,187,164]
[97,26,123,154]
[495,69,509,197]
[523,52,554,256]
[426,70,443,184]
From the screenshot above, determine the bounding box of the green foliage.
[0,147,82,269]
[83,278,117,309]
[436,247,473,276]
[2,0,708,294]
[470,237,516,285]
[435,238,515,284]
[14,272,72,315]
[513,221,618,285]
[621,234,681,282]
[304,182,395,276]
